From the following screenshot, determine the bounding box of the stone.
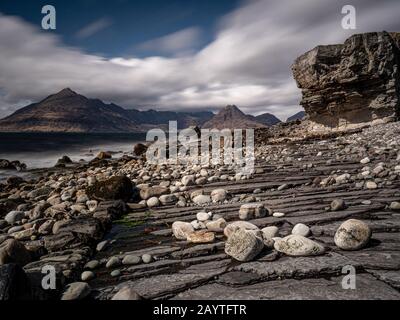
[261,226,279,239]
[86,200,98,212]
[86,176,134,202]
[273,212,285,218]
[146,197,160,208]
[389,202,400,210]
[141,254,153,264]
[172,221,195,240]
[61,282,91,300]
[239,203,267,220]
[159,194,177,205]
[122,255,141,265]
[0,239,31,266]
[292,224,310,237]
[206,218,227,232]
[111,287,142,300]
[140,186,168,200]
[366,181,378,189]
[182,175,195,186]
[274,235,325,257]
[133,143,148,156]
[106,256,121,269]
[111,270,121,277]
[187,231,216,244]
[191,220,206,230]
[225,228,264,262]
[96,151,112,160]
[330,199,346,211]
[192,195,211,205]
[211,189,228,203]
[4,211,25,225]
[224,221,259,238]
[81,271,95,282]
[292,32,400,130]
[84,260,99,270]
[96,240,109,252]
[360,157,371,164]
[196,211,211,222]
[334,219,372,251]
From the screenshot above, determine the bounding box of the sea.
[0,132,147,181]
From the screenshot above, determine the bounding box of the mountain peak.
[55,88,78,97]
[202,105,266,129]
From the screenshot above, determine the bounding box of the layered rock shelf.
[2,121,399,300]
[292,32,400,131]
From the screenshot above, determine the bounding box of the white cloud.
[75,17,112,39]
[136,27,203,55]
[1,0,400,119]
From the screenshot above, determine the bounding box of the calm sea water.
[0,132,146,181]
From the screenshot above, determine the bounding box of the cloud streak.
[75,17,113,39]
[1,0,400,120]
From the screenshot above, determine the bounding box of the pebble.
[389,202,400,210]
[196,211,212,222]
[106,256,121,269]
[273,212,285,218]
[4,211,25,225]
[239,203,267,220]
[81,271,95,282]
[96,240,109,252]
[211,189,228,202]
[206,218,227,232]
[366,181,378,189]
[274,235,325,257]
[291,223,310,237]
[330,199,346,211]
[261,226,279,239]
[360,157,370,164]
[225,228,264,262]
[146,197,160,208]
[334,219,372,250]
[172,221,195,240]
[192,195,211,205]
[61,282,91,300]
[84,260,100,270]
[187,230,215,244]
[122,255,141,265]
[111,270,121,277]
[141,254,153,264]
[111,287,142,300]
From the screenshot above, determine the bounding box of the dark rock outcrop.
[292,32,400,130]
[86,176,135,202]
[0,264,32,300]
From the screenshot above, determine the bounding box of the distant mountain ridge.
[0,89,213,133]
[0,89,289,132]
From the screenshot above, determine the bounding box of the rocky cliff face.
[292,32,400,131]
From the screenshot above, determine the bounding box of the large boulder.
[334,219,372,251]
[0,264,32,300]
[225,228,264,262]
[0,239,32,266]
[292,32,400,131]
[86,176,135,202]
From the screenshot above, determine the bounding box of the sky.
[0,0,400,121]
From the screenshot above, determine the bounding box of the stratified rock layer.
[292,32,400,131]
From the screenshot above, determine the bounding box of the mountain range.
[0,89,300,132]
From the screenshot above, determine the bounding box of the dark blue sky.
[0,0,240,57]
